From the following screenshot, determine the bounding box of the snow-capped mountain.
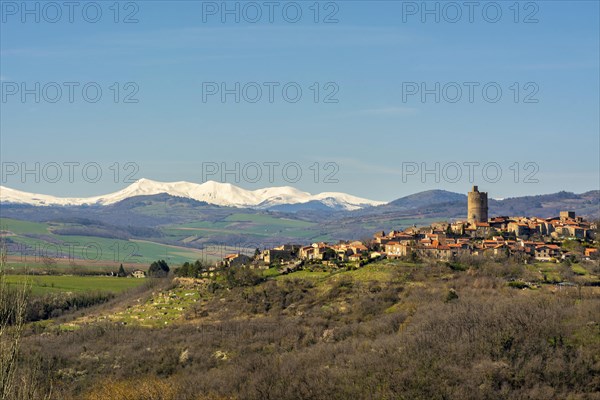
[0,179,385,211]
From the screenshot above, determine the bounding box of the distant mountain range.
[1,181,597,221]
[1,185,597,254]
[0,179,385,211]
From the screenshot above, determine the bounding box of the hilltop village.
[219,186,598,271]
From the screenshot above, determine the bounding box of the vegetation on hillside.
[1,254,598,400]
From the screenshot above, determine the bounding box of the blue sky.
[1,0,598,201]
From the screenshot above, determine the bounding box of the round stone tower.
[467,185,488,224]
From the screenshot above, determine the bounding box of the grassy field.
[1,217,207,266]
[163,213,322,247]
[524,261,598,284]
[275,269,332,282]
[104,285,201,328]
[1,214,326,274]
[4,275,147,295]
[0,218,49,234]
[0,215,327,269]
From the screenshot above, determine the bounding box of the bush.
[446,262,468,271]
[25,291,114,322]
[174,260,207,278]
[445,288,459,302]
[508,281,529,289]
[224,267,264,288]
[149,260,170,278]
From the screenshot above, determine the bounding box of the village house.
[489,216,509,230]
[131,270,146,278]
[222,253,252,268]
[348,253,362,263]
[373,231,386,240]
[298,245,315,260]
[533,244,561,261]
[331,245,353,262]
[483,243,510,258]
[507,222,530,237]
[416,241,453,261]
[447,242,471,257]
[474,222,492,237]
[347,240,368,254]
[260,244,299,266]
[298,243,335,261]
[385,241,410,258]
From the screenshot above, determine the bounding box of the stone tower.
[467,185,488,224]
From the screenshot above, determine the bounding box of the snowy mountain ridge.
[0,179,385,211]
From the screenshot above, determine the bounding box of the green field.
[275,261,417,285]
[0,218,49,234]
[163,212,320,244]
[4,275,147,295]
[1,214,324,270]
[1,217,207,266]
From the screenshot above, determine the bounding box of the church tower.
[467,185,488,224]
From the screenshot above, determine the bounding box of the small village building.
[534,244,561,261]
[223,253,252,268]
[131,270,146,278]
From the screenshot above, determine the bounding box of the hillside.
[489,190,600,217]
[13,258,600,400]
[387,189,467,209]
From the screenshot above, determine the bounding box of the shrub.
[508,281,529,289]
[224,267,264,288]
[149,260,170,278]
[446,262,468,271]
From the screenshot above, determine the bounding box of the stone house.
[223,253,252,268]
[131,270,146,278]
[534,244,561,261]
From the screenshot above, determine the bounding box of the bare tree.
[0,239,32,399]
[40,256,57,270]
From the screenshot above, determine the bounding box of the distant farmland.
[4,275,147,296]
[0,217,210,267]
